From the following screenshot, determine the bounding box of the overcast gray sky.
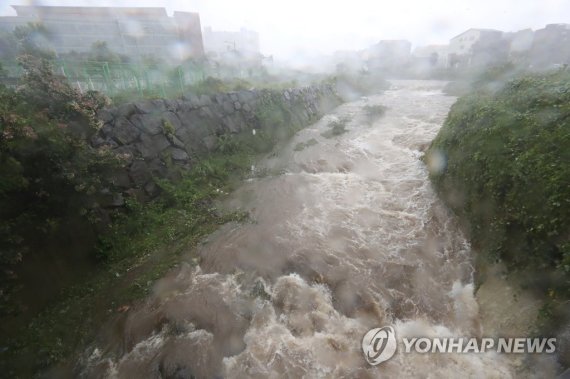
[1,0,569,62]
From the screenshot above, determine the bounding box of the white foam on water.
[82,80,547,378]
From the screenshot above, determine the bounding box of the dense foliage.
[428,70,570,296]
[1,64,325,375]
[0,55,118,313]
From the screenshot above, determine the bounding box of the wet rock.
[99,138,119,149]
[222,116,240,133]
[175,127,200,151]
[125,188,148,203]
[144,180,161,197]
[114,103,138,118]
[96,109,114,124]
[90,134,107,148]
[100,123,114,138]
[167,134,185,149]
[129,160,151,186]
[213,94,223,104]
[148,158,168,178]
[113,145,136,164]
[162,111,182,131]
[188,94,201,108]
[134,100,159,114]
[136,134,171,159]
[202,135,218,151]
[198,106,214,119]
[113,117,141,145]
[164,99,179,112]
[166,147,189,161]
[176,110,200,130]
[199,95,212,106]
[112,193,125,207]
[237,90,253,103]
[97,191,125,208]
[130,113,163,135]
[109,169,132,188]
[149,99,167,113]
[222,101,235,114]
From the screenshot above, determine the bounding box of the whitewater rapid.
[81,81,531,378]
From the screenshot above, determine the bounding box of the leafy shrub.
[0,54,118,314]
[427,70,570,296]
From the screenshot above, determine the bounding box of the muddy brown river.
[80,81,557,378]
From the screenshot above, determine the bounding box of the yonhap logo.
[362,326,397,365]
[362,325,556,366]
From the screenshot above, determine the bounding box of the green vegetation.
[0,54,119,314]
[109,76,251,104]
[0,22,332,377]
[443,63,526,97]
[427,69,570,315]
[3,150,250,376]
[0,47,322,375]
[108,73,309,105]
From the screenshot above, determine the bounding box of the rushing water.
[82,81,531,378]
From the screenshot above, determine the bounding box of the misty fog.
[0,1,569,378]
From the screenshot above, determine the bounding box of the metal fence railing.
[54,60,208,96]
[1,59,210,96]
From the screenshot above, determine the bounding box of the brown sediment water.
[80,81,557,378]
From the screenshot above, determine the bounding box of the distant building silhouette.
[528,24,570,68]
[0,5,204,61]
[202,27,260,59]
[367,40,412,71]
[448,28,505,68]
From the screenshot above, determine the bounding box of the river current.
[81,81,543,378]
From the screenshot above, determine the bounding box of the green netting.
[50,59,207,96]
[1,58,209,96]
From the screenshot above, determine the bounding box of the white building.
[506,28,534,54]
[0,5,204,61]
[448,28,503,56]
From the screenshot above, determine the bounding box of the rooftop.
[451,28,503,40]
[10,5,170,18]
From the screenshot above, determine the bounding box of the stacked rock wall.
[91,84,341,204]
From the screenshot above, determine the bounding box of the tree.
[0,50,116,307]
[88,41,121,63]
[0,30,18,61]
[13,23,56,59]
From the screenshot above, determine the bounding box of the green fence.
[55,59,208,96]
[1,59,209,97]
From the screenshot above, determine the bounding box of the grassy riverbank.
[1,66,329,376]
[427,69,570,365]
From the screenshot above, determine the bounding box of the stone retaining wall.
[91,83,341,205]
